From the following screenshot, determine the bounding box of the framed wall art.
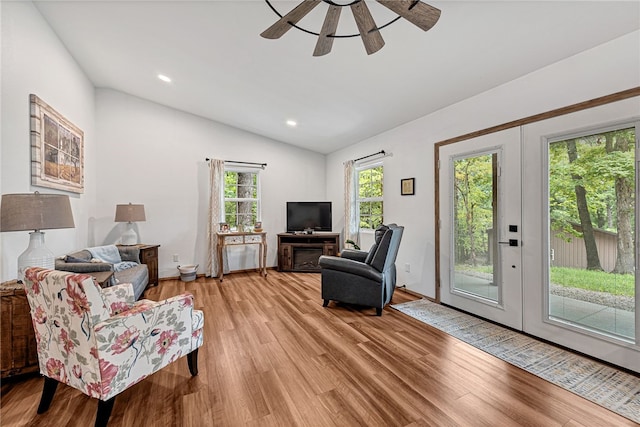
[30,94,84,193]
[401,177,415,196]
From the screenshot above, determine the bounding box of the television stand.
[277,233,339,272]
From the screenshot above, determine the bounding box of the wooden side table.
[91,271,115,288]
[138,244,160,286]
[1,280,39,379]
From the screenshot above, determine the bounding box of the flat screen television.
[286,201,332,232]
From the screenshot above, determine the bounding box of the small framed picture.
[219,222,230,233]
[254,221,263,230]
[401,178,415,196]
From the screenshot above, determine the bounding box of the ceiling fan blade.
[351,1,385,55]
[261,0,322,39]
[313,5,342,56]
[376,0,441,31]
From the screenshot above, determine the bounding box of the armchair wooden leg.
[37,377,59,414]
[188,349,199,376]
[323,299,329,307]
[95,397,116,427]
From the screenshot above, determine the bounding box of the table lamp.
[0,192,75,281]
[115,203,145,245]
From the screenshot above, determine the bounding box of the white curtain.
[207,159,225,277]
[344,160,359,248]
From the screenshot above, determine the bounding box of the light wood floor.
[1,271,636,426]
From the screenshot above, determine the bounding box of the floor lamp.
[0,192,75,282]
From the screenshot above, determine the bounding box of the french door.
[438,128,523,330]
[522,98,640,373]
[438,97,640,373]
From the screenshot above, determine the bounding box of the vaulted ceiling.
[34,1,640,154]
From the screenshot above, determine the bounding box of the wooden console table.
[216,231,267,282]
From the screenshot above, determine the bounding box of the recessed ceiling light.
[158,74,172,83]
[286,120,297,127]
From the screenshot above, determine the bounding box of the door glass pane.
[548,127,636,340]
[453,153,499,303]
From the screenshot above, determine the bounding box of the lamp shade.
[1,192,75,232]
[114,203,146,223]
[1,192,75,281]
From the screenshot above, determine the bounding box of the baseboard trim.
[160,267,277,281]
[395,286,436,303]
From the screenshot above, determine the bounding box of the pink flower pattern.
[156,330,179,355]
[120,302,154,317]
[34,306,47,324]
[110,301,129,315]
[66,279,90,317]
[46,358,67,382]
[22,267,203,402]
[86,382,101,397]
[99,359,119,396]
[60,328,75,354]
[110,328,139,354]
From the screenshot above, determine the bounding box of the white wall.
[0,1,96,282]
[0,1,325,282]
[326,30,640,299]
[95,89,326,278]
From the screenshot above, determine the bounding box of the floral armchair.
[22,267,204,427]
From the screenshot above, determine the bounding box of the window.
[357,164,383,229]
[547,125,636,340]
[224,170,260,230]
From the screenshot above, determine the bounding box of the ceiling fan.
[261,0,441,56]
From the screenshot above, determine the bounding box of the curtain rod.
[205,158,267,169]
[353,150,385,163]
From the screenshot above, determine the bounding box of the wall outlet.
[404,263,410,273]
[173,254,179,262]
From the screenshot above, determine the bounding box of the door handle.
[498,239,519,247]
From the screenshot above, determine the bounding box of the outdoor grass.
[459,264,635,297]
[550,267,635,297]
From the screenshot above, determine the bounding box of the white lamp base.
[18,231,54,282]
[120,223,139,245]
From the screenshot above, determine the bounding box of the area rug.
[391,299,640,423]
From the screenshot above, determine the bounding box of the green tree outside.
[224,171,258,229]
[358,166,383,229]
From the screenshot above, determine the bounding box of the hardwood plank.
[1,272,635,426]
